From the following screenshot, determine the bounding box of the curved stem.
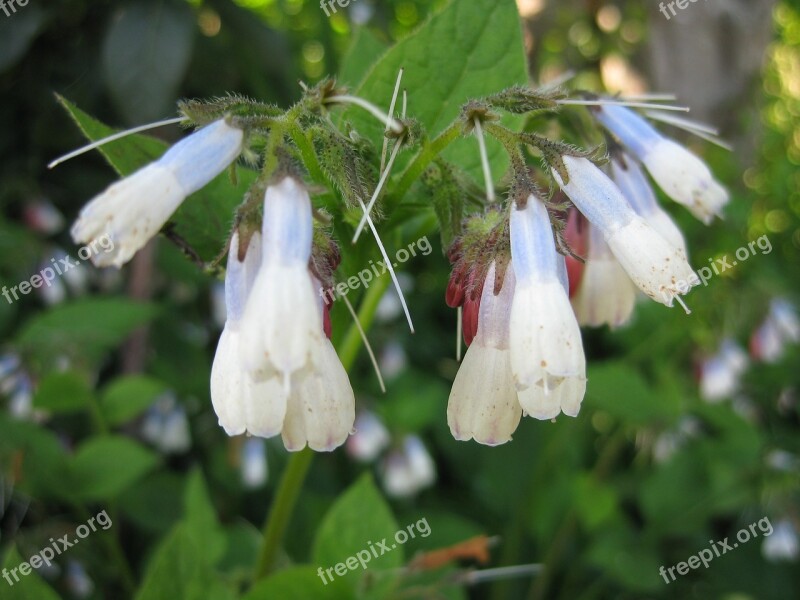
[252,278,391,581]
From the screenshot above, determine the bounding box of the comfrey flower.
[211,177,355,452]
[241,437,268,489]
[699,339,749,402]
[240,177,323,385]
[750,298,800,363]
[552,155,698,309]
[380,435,436,499]
[593,104,728,224]
[448,262,521,445]
[509,196,586,419]
[71,120,244,267]
[211,231,279,437]
[571,222,637,329]
[141,393,192,454]
[346,410,391,463]
[610,154,687,256]
[762,520,799,562]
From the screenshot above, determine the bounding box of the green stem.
[528,428,628,600]
[287,123,328,186]
[392,121,462,203]
[337,277,391,372]
[253,448,314,579]
[252,278,390,581]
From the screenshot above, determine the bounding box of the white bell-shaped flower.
[211,231,289,438]
[571,223,637,329]
[240,177,323,386]
[509,195,586,420]
[448,261,521,445]
[611,155,687,256]
[594,104,728,224]
[553,156,698,308]
[72,120,244,267]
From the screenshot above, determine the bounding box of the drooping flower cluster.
[445,101,730,445]
[59,80,738,452]
[64,106,362,451]
[211,177,355,452]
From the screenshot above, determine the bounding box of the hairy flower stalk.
[553,156,698,310]
[448,262,522,445]
[593,104,728,224]
[71,119,244,267]
[509,196,586,419]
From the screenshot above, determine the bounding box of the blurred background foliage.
[0,0,798,599]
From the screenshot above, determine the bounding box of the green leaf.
[243,566,349,600]
[585,522,663,592]
[584,362,678,426]
[118,471,185,534]
[33,371,94,414]
[348,0,527,183]
[338,27,388,88]
[218,520,262,577]
[57,95,168,176]
[312,474,401,591]
[572,474,620,530]
[69,435,159,501]
[135,525,236,600]
[101,375,169,426]
[183,469,226,566]
[379,369,447,433]
[102,2,195,124]
[0,547,61,600]
[16,298,158,371]
[0,414,71,499]
[57,97,256,261]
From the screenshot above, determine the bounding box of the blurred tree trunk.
[518,0,777,159]
[644,0,776,131]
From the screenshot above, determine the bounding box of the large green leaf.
[347,0,528,184]
[183,469,227,566]
[338,27,389,89]
[0,547,61,600]
[0,414,71,499]
[33,371,94,414]
[57,97,256,261]
[102,2,195,124]
[584,362,679,426]
[16,298,158,371]
[69,435,160,501]
[100,375,170,426]
[135,525,237,600]
[312,474,402,592]
[243,566,350,600]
